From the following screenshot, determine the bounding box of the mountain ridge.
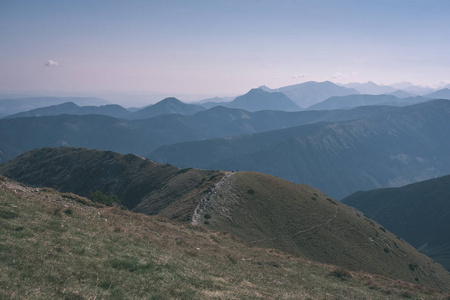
[1,147,450,290]
[150,99,450,199]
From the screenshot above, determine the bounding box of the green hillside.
[342,175,450,271]
[1,147,450,291]
[197,171,450,289]
[1,175,449,299]
[0,147,223,221]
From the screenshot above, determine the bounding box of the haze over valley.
[1,0,450,298]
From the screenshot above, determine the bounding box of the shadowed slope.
[0,147,223,221]
[343,175,450,271]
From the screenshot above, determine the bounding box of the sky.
[1,0,450,103]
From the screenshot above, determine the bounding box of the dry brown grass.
[1,177,449,299]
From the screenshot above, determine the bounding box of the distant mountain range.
[307,94,430,110]
[0,96,109,118]
[260,81,359,107]
[3,83,449,120]
[129,97,205,120]
[339,81,396,94]
[0,104,404,163]
[2,147,449,289]
[0,114,155,162]
[218,88,301,111]
[6,102,131,119]
[3,99,450,199]
[150,100,450,199]
[197,89,302,111]
[424,88,450,100]
[2,97,206,120]
[342,175,450,271]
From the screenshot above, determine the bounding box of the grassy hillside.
[197,171,450,290]
[0,147,223,222]
[2,147,450,291]
[1,175,449,299]
[342,175,450,271]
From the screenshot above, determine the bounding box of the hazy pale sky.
[1,0,450,97]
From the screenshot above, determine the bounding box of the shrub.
[408,263,417,271]
[0,209,19,219]
[204,213,211,219]
[379,227,386,233]
[384,247,389,253]
[329,267,352,281]
[247,189,255,195]
[88,190,121,207]
[326,198,337,205]
[63,208,73,215]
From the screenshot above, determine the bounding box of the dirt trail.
[191,171,234,225]
[249,204,339,244]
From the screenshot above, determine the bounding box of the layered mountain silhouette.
[0,96,109,118]
[5,102,131,119]
[0,115,155,163]
[150,100,450,199]
[340,81,396,95]
[1,147,449,289]
[128,97,205,120]
[220,88,301,111]
[424,88,450,100]
[261,81,359,107]
[387,90,418,98]
[342,175,450,271]
[0,104,401,162]
[2,97,206,120]
[307,94,429,110]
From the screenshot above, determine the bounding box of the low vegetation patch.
[88,190,121,206]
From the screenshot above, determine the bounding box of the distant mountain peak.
[226,88,300,112]
[158,97,182,104]
[257,85,271,91]
[129,96,205,120]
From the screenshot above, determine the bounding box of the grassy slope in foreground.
[1,176,449,299]
[1,147,450,291]
[198,172,450,290]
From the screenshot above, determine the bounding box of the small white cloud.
[45,60,59,67]
[291,73,307,79]
[332,72,357,79]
